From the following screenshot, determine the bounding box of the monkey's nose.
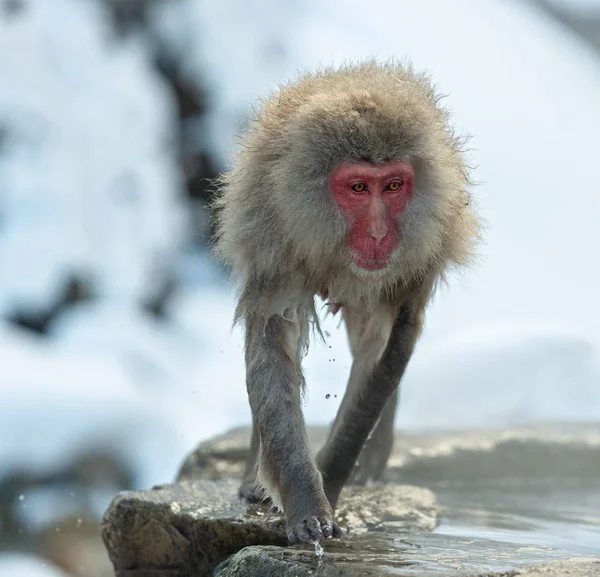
[369,223,388,243]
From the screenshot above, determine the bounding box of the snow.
[397,323,600,430]
[0,321,184,488]
[2,0,600,512]
[0,0,186,315]
[49,301,194,389]
[0,554,69,577]
[0,283,251,491]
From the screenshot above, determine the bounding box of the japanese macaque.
[212,61,480,544]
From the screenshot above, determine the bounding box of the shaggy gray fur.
[212,61,481,544]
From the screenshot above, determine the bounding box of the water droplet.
[310,540,324,565]
[18,494,25,501]
[325,394,331,399]
[55,527,60,533]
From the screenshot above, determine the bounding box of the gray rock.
[335,484,438,534]
[101,479,287,577]
[178,423,600,485]
[213,544,374,577]
[101,478,437,577]
[214,541,600,577]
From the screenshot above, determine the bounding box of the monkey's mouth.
[353,255,390,271]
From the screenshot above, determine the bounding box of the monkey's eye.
[350,183,367,193]
[387,181,402,192]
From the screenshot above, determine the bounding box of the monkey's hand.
[286,500,343,544]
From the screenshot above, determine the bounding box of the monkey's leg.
[324,304,397,485]
[246,312,342,543]
[238,419,264,502]
[349,388,398,485]
[317,303,423,509]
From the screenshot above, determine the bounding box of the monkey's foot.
[348,446,388,485]
[237,475,272,504]
[238,482,271,505]
[287,511,343,544]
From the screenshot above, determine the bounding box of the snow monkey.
[213,61,480,544]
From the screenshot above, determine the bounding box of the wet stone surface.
[214,535,600,577]
[101,478,286,576]
[214,539,600,577]
[101,478,438,576]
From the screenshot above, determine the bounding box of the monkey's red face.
[330,161,414,271]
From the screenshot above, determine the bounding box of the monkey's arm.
[244,311,341,543]
[316,300,425,509]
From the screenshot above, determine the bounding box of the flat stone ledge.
[101,479,286,577]
[336,484,438,534]
[178,423,600,485]
[101,478,438,577]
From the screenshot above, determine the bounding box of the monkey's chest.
[317,279,394,317]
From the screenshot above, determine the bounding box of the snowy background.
[1,0,600,575]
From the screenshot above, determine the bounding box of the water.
[194,423,600,575]
[311,539,325,565]
[303,478,600,575]
[435,478,600,556]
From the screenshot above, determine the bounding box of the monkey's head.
[215,63,479,303]
[329,159,414,274]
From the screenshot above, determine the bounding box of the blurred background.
[1,0,600,575]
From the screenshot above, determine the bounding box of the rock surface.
[214,543,600,577]
[101,479,285,577]
[178,423,600,484]
[101,478,438,577]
